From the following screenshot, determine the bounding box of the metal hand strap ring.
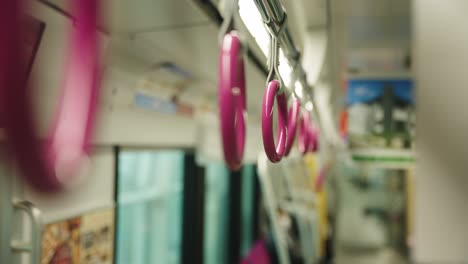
[219,31,246,171]
[0,0,101,192]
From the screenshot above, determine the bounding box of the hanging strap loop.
[219,32,246,171]
[298,111,319,155]
[261,11,290,163]
[298,111,311,155]
[0,0,101,192]
[284,99,300,156]
[262,80,288,163]
[307,122,319,152]
[218,1,246,171]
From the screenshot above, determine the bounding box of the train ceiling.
[41,0,330,120]
[42,0,266,117]
[40,0,410,125]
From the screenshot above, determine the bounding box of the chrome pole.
[0,163,13,263]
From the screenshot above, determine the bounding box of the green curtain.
[204,163,230,264]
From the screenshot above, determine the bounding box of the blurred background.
[1,0,468,263]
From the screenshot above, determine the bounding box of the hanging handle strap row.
[298,110,319,155]
[218,0,319,166]
[0,0,101,192]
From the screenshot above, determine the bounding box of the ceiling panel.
[139,25,219,86]
[330,0,411,49]
[342,0,410,17]
[110,21,265,116]
[347,16,411,48]
[141,25,265,114]
[43,0,209,33]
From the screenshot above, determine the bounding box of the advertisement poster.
[41,208,115,264]
[133,62,195,117]
[345,79,415,149]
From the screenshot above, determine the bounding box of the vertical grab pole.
[11,200,43,264]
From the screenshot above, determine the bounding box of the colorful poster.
[41,208,114,264]
[345,79,415,149]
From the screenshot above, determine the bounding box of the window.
[116,150,184,264]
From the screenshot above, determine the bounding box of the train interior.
[1,0,467,263]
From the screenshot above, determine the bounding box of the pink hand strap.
[284,99,300,156]
[308,122,319,152]
[219,31,246,171]
[262,80,288,163]
[0,0,101,191]
[316,161,331,192]
[298,111,311,155]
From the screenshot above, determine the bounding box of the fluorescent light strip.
[239,0,269,54]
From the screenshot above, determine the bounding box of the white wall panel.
[413,0,468,262]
